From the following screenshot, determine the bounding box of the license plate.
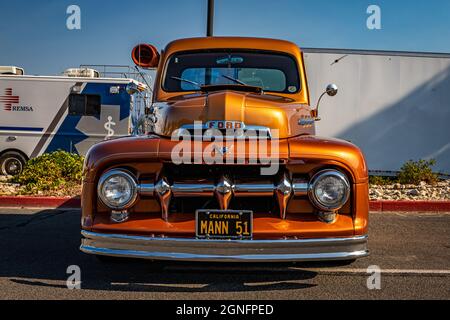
[195,210,253,239]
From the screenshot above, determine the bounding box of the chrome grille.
[137,165,308,221]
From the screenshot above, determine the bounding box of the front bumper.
[80,231,369,262]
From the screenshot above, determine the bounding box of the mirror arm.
[313,91,328,119]
[311,84,338,120]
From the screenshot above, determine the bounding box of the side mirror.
[326,83,338,97]
[131,44,160,69]
[312,83,338,120]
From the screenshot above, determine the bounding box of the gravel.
[369,180,450,201]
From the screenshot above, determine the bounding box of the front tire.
[0,151,27,176]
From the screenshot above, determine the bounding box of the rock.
[393,190,401,196]
[408,189,420,197]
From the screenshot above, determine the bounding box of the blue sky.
[1,0,449,75]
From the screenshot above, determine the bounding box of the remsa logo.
[0,88,34,112]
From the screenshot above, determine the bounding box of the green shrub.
[369,175,395,185]
[12,151,84,193]
[397,159,438,185]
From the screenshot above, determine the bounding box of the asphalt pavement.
[0,208,448,300]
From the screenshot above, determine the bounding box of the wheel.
[0,151,27,176]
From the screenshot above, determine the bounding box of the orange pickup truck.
[80,37,369,262]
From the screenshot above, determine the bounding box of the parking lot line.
[295,268,450,275]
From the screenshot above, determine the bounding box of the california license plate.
[195,210,253,239]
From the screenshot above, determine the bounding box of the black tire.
[0,151,27,176]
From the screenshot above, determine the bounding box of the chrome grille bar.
[171,183,215,197]
[138,176,308,220]
[233,182,274,197]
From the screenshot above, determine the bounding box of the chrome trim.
[171,182,215,197]
[215,176,233,210]
[233,182,274,196]
[177,123,272,139]
[317,211,337,224]
[134,176,315,219]
[292,179,309,196]
[154,178,172,221]
[80,231,369,262]
[137,179,305,198]
[97,169,138,210]
[308,170,350,212]
[110,210,130,223]
[133,173,353,220]
[138,183,155,196]
[298,118,315,126]
[275,173,293,219]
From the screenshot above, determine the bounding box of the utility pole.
[207,0,214,37]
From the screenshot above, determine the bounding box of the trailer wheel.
[0,151,27,176]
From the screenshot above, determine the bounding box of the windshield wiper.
[170,76,202,88]
[221,74,247,86]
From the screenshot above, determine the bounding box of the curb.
[1,196,450,212]
[369,200,450,212]
[0,196,81,209]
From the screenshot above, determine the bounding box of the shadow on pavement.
[0,208,353,293]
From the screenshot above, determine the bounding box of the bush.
[397,159,438,185]
[369,175,395,185]
[12,151,84,193]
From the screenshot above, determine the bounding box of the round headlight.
[97,170,138,209]
[308,170,350,211]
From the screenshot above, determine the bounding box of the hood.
[152,90,315,139]
[83,134,367,184]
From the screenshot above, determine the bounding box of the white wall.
[303,50,450,173]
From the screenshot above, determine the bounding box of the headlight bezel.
[97,169,138,210]
[308,169,350,211]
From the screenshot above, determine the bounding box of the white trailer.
[303,49,450,174]
[0,66,150,175]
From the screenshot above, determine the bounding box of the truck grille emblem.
[214,145,233,155]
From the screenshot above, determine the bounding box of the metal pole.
[207,0,214,37]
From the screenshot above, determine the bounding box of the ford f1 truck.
[80,37,369,262]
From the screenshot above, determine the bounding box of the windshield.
[163,51,301,94]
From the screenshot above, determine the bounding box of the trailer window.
[68,94,101,117]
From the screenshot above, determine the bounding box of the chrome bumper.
[80,231,369,262]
